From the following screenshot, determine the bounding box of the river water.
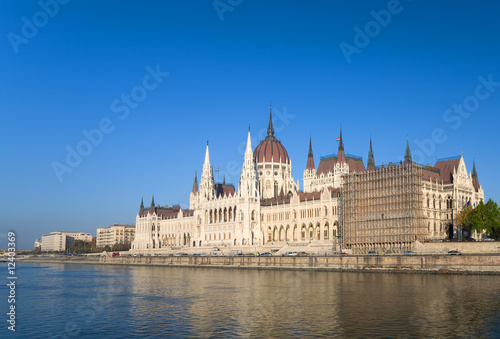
[2,262,500,338]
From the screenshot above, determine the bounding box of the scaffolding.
[340,162,427,254]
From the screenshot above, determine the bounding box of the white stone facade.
[131,114,484,254]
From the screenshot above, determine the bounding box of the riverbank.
[19,254,500,275]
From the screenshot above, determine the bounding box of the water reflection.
[127,267,500,338]
[14,263,500,338]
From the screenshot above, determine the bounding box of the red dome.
[253,111,290,164]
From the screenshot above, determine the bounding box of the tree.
[455,199,500,240]
[483,199,500,239]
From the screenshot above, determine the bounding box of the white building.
[34,238,42,250]
[96,224,135,248]
[41,232,92,252]
[132,111,484,254]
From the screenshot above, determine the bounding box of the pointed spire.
[338,128,344,151]
[306,137,315,171]
[472,160,478,179]
[245,129,252,153]
[337,128,345,165]
[267,108,274,137]
[223,174,226,185]
[471,160,480,192]
[140,197,144,209]
[192,170,198,194]
[204,142,210,165]
[404,139,412,164]
[367,138,375,169]
[149,195,155,213]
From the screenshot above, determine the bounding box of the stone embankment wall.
[414,241,500,254]
[99,254,500,274]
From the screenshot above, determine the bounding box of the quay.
[20,253,500,275]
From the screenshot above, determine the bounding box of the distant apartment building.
[41,232,92,252]
[34,238,42,250]
[96,224,135,248]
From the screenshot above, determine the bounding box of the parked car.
[297,252,308,256]
[403,251,415,255]
[284,251,298,256]
[482,237,494,242]
[260,252,272,256]
[448,250,461,255]
[367,251,377,255]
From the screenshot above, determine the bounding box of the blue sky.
[1,0,500,250]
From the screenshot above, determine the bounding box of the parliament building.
[132,112,484,254]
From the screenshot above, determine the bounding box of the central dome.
[253,111,290,164]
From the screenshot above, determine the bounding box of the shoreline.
[17,254,500,275]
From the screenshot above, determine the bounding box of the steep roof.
[327,187,341,197]
[316,155,337,176]
[260,194,291,206]
[422,166,441,182]
[215,183,235,197]
[433,157,461,184]
[139,205,182,218]
[346,156,366,173]
[298,191,322,201]
[315,154,366,175]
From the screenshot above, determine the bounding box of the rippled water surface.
[2,263,500,338]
